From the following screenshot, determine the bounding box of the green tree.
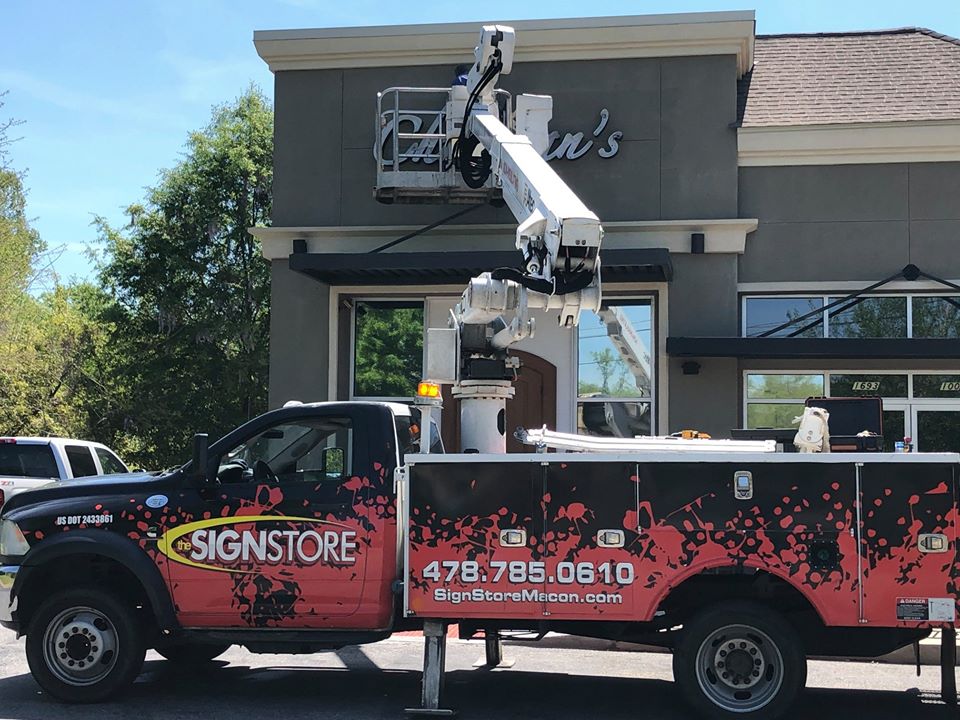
[91,87,274,468]
[0,94,106,438]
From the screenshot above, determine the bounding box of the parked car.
[0,438,129,509]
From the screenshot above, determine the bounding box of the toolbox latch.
[596,529,625,548]
[918,533,950,553]
[499,529,527,547]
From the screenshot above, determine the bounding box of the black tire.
[155,642,231,664]
[25,586,146,703]
[673,601,806,720]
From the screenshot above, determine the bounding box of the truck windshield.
[395,409,444,459]
[0,444,59,479]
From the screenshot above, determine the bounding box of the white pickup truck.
[0,437,129,510]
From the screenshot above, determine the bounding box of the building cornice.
[738,120,960,166]
[254,12,755,76]
[251,218,759,260]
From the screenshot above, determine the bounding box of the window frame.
[575,294,657,435]
[742,370,960,430]
[214,413,360,486]
[349,297,426,402]
[742,292,960,340]
[94,447,128,475]
[64,444,98,479]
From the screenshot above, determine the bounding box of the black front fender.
[15,529,179,633]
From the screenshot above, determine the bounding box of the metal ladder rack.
[517,426,779,453]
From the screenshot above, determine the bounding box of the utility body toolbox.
[403,451,955,628]
[805,396,884,452]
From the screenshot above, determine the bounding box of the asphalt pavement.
[0,631,958,719]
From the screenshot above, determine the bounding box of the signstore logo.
[156,515,358,574]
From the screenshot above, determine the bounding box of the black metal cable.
[758,264,960,338]
[757,268,909,337]
[368,204,482,254]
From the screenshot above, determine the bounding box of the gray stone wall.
[271,54,740,229]
[267,260,331,408]
[269,53,743,414]
[666,253,741,436]
[739,162,960,282]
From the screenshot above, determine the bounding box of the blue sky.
[4,0,959,283]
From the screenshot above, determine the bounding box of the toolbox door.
[406,460,545,619]
[540,460,640,619]
[860,461,957,626]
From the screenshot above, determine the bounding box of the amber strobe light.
[417,382,441,398]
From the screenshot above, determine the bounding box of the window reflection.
[827,297,907,338]
[913,297,960,338]
[578,300,654,437]
[353,301,424,398]
[578,302,652,398]
[745,297,823,338]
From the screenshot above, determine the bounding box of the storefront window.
[746,403,807,429]
[914,374,960,399]
[743,371,960,452]
[741,294,949,339]
[353,300,424,398]
[827,297,907,338]
[745,374,823,429]
[744,297,823,338]
[829,374,907,398]
[746,374,823,400]
[912,297,960,338]
[577,299,653,436]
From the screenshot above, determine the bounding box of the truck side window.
[395,411,444,461]
[95,448,128,475]
[65,445,98,478]
[219,417,353,484]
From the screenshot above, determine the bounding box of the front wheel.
[673,601,806,720]
[26,587,146,703]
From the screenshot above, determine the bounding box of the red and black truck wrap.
[0,400,957,718]
[404,454,958,630]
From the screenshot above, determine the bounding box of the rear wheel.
[156,642,231,664]
[26,587,145,703]
[673,602,806,720]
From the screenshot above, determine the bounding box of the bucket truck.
[0,25,957,720]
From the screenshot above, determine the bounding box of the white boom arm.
[448,26,603,338]
[398,25,608,454]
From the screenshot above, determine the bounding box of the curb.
[502,631,959,666]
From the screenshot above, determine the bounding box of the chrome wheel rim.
[42,606,119,686]
[695,623,784,713]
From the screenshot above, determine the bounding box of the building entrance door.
[440,351,557,453]
[912,406,960,453]
[881,403,907,453]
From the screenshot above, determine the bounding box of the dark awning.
[667,337,960,359]
[289,248,672,286]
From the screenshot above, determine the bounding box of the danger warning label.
[897,597,956,622]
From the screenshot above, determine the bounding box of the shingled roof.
[738,28,960,127]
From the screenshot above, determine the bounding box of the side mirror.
[191,433,210,486]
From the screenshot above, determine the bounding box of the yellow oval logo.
[156,515,357,574]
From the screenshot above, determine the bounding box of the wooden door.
[440,350,557,453]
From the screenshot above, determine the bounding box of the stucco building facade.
[252,11,960,452]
